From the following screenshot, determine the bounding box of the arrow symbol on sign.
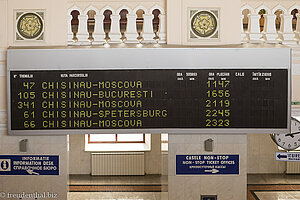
[26,170,39,175]
[277,154,287,159]
[204,169,219,174]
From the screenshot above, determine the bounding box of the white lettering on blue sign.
[275,152,300,162]
[0,155,59,175]
[176,154,239,175]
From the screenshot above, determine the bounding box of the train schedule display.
[7,47,291,135]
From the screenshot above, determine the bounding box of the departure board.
[10,69,288,131]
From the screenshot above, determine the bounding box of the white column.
[143,14,154,42]
[241,14,244,33]
[296,14,300,33]
[77,14,89,43]
[280,14,296,44]
[94,14,105,43]
[241,14,248,42]
[263,14,278,42]
[126,14,138,42]
[295,14,300,42]
[159,14,166,42]
[110,14,121,42]
[68,15,73,42]
[248,14,262,42]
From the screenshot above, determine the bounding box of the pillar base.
[249,33,263,42]
[110,34,122,43]
[279,33,297,44]
[143,33,155,42]
[160,33,166,42]
[77,34,89,43]
[94,34,105,43]
[67,34,73,42]
[264,33,279,43]
[241,33,249,43]
[126,33,139,43]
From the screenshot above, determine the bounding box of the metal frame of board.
[7,46,291,135]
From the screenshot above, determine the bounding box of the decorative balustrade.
[241,4,300,44]
[68,3,300,45]
[68,5,166,45]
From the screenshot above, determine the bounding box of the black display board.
[9,69,288,131]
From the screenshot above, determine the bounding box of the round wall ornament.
[17,13,43,39]
[191,11,218,38]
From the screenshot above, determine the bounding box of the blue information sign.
[0,155,59,175]
[176,154,239,175]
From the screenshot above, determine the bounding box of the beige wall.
[167,0,241,45]
[293,75,300,101]
[7,0,67,46]
[145,134,163,174]
[0,0,8,110]
[247,134,286,174]
[69,135,91,174]
[0,0,69,199]
[0,0,8,48]
[0,77,6,110]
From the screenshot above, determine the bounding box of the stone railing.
[241,4,300,45]
[68,5,166,45]
[68,3,300,46]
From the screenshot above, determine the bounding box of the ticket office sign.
[176,155,239,175]
[8,68,288,134]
